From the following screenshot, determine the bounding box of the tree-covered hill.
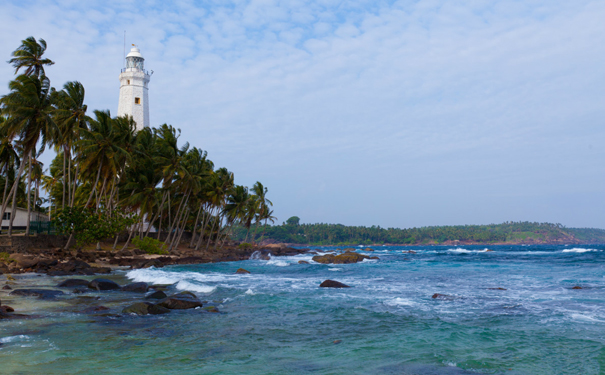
[232,219,605,245]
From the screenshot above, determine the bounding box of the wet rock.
[116,249,133,257]
[73,287,89,294]
[121,282,148,293]
[10,289,65,299]
[2,285,11,290]
[201,306,220,313]
[431,293,455,300]
[312,251,372,264]
[145,290,167,300]
[123,302,170,315]
[298,260,309,264]
[82,306,110,314]
[571,286,583,290]
[88,278,121,291]
[157,291,203,310]
[235,268,250,274]
[47,259,95,276]
[319,280,350,288]
[0,306,14,313]
[364,248,374,252]
[9,254,39,269]
[333,340,342,344]
[488,287,507,291]
[402,250,417,254]
[58,279,90,288]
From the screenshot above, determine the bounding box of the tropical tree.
[8,36,54,77]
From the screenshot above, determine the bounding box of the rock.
[333,340,342,344]
[485,249,494,252]
[132,248,146,255]
[0,306,14,313]
[145,290,167,300]
[6,275,16,281]
[201,306,220,313]
[73,287,89,294]
[58,279,90,288]
[9,254,39,269]
[488,287,507,291]
[123,302,170,315]
[571,286,583,290]
[312,251,372,264]
[431,293,455,300]
[157,291,203,310]
[235,268,250,274]
[82,306,110,314]
[364,248,374,252]
[2,285,11,290]
[47,259,94,276]
[121,282,149,293]
[88,278,121,291]
[402,250,416,254]
[10,289,65,299]
[319,280,350,288]
[116,249,133,257]
[298,260,309,264]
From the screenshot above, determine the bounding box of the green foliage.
[231,221,605,245]
[131,237,168,255]
[0,252,12,262]
[238,242,253,250]
[55,207,137,246]
[286,216,300,226]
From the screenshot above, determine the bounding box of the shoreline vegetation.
[0,36,274,254]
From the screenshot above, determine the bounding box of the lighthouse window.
[127,80,130,85]
[135,97,141,104]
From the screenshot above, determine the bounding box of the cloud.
[0,0,603,228]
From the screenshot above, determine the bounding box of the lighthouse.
[118,46,151,131]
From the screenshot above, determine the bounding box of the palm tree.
[251,181,273,243]
[8,37,55,77]
[51,81,90,208]
[0,74,55,235]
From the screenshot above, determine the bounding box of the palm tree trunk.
[205,213,221,251]
[1,171,9,213]
[85,162,103,207]
[164,190,189,246]
[156,190,168,240]
[62,147,66,210]
[189,203,203,248]
[168,194,190,250]
[195,207,212,251]
[70,163,79,207]
[26,151,35,235]
[5,157,27,236]
[96,176,108,212]
[67,149,72,207]
[170,207,189,251]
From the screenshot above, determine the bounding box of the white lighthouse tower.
[118,46,151,131]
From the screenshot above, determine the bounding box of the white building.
[117,46,151,131]
[1,207,49,230]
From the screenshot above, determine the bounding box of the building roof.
[127,47,143,59]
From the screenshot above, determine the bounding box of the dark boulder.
[121,282,148,293]
[10,289,65,299]
[432,293,455,300]
[9,254,39,269]
[82,306,110,314]
[123,302,170,315]
[2,285,11,290]
[157,291,203,310]
[319,280,350,288]
[488,287,507,291]
[88,278,121,291]
[235,268,250,274]
[201,306,220,313]
[0,306,14,313]
[298,260,309,264]
[58,279,90,288]
[571,286,583,290]
[145,290,168,300]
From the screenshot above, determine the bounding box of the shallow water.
[1,244,605,374]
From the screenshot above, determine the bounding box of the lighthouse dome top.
[126,46,143,59]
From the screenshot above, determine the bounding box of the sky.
[0,0,604,229]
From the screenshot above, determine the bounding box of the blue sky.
[1,0,604,228]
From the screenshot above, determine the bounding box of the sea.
[1,244,604,374]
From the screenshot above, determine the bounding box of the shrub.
[238,242,253,250]
[132,237,168,255]
[0,252,11,262]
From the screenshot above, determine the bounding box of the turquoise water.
[1,244,605,374]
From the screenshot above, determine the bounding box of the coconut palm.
[0,74,55,235]
[8,36,55,77]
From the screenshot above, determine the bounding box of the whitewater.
[1,244,604,374]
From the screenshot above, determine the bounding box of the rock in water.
[82,306,110,314]
[122,282,149,293]
[571,286,583,290]
[88,279,121,291]
[432,293,455,300]
[319,280,350,288]
[122,302,170,315]
[58,279,90,288]
[0,306,14,313]
[2,285,11,290]
[157,292,203,309]
[145,290,168,300]
[235,268,250,274]
[312,251,374,264]
[10,289,65,299]
[298,260,309,264]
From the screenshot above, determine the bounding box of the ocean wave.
[328,268,342,271]
[245,288,256,295]
[266,259,289,267]
[0,335,30,344]
[562,248,599,253]
[447,248,493,254]
[384,297,416,307]
[175,280,216,294]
